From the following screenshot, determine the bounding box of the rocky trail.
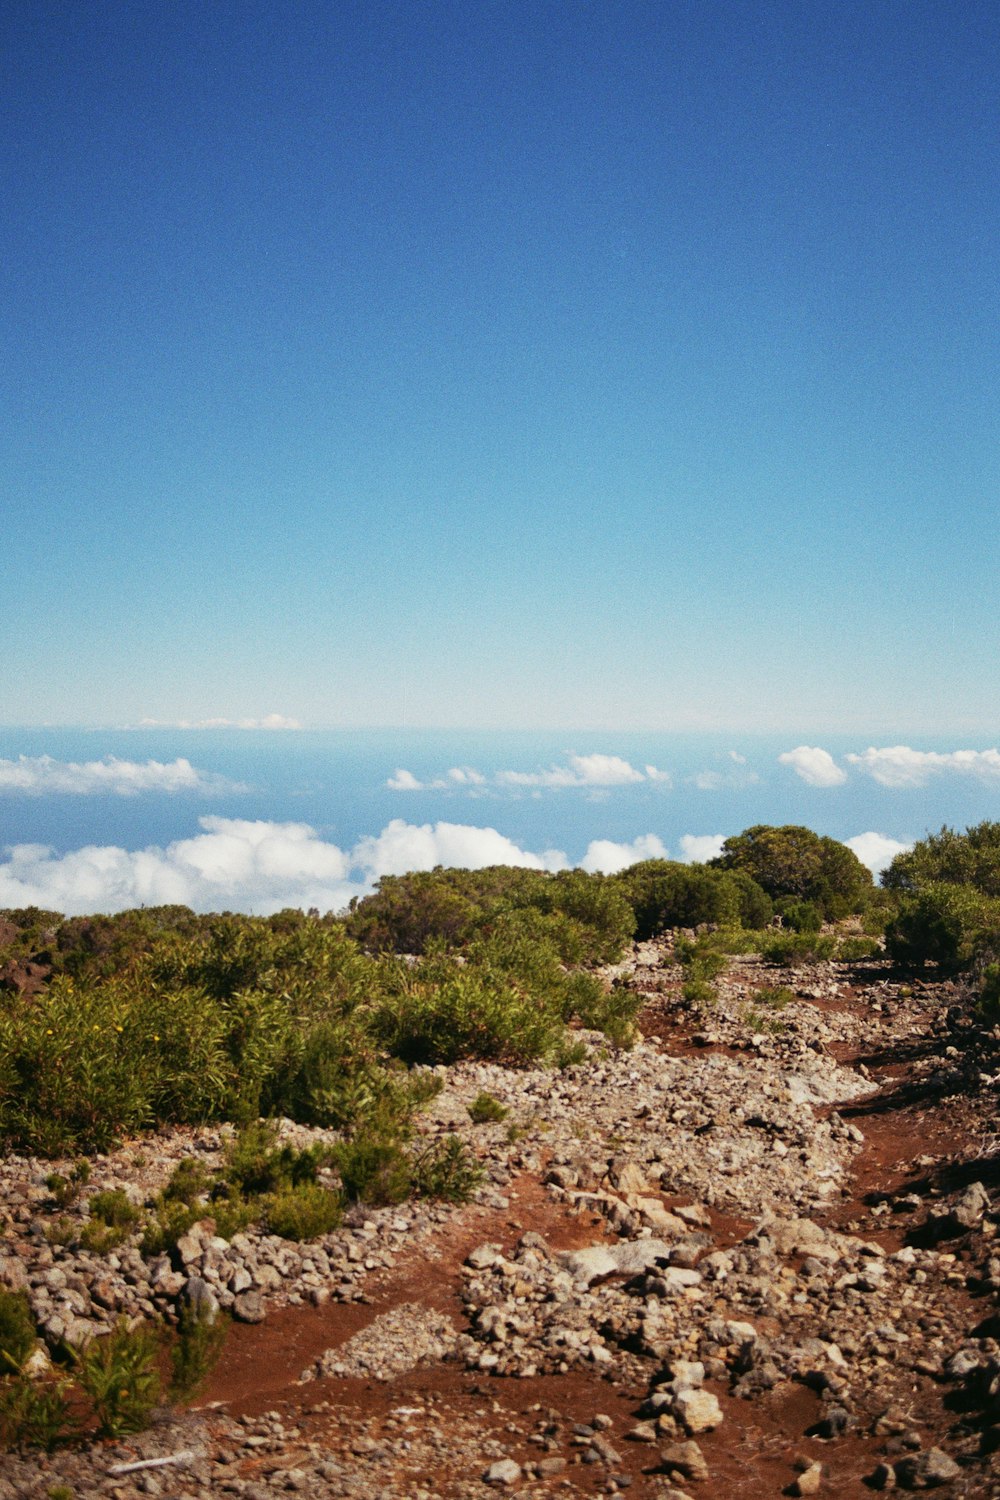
[4,941,1000,1498]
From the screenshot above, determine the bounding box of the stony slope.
[3,943,1000,1498]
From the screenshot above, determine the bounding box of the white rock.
[672,1388,723,1433]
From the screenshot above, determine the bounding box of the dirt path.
[7,950,999,1499]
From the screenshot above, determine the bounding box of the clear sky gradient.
[4,1,999,732]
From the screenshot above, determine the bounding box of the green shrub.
[615,861,767,940]
[140,1197,201,1258]
[45,1161,89,1210]
[335,1134,411,1206]
[554,1038,589,1068]
[681,978,716,1008]
[0,1372,73,1452]
[346,864,634,963]
[751,984,795,1009]
[978,963,1000,1020]
[564,973,639,1048]
[265,1182,343,1241]
[468,1092,508,1124]
[410,1135,483,1203]
[711,825,872,919]
[835,935,881,962]
[374,966,564,1066]
[0,978,153,1153]
[778,900,823,933]
[168,1301,227,1403]
[0,1291,38,1375]
[884,883,1000,972]
[72,1319,160,1438]
[757,930,836,966]
[162,1157,210,1206]
[79,1189,140,1252]
[883,822,1000,897]
[88,1189,139,1230]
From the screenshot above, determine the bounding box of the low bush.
[265,1182,343,1241]
[835,935,881,962]
[884,883,1000,973]
[711,825,873,920]
[778,900,823,933]
[468,1092,508,1124]
[0,1291,38,1375]
[335,1133,411,1206]
[751,984,795,1009]
[0,1372,73,1451]
[71,1319,160,1439]
[756,930,836,966]
[168,1301,227,1403]
[615,861,772,940]
[410,1135,483,1203]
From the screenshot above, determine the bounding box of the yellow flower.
[45,1028,53,1036]
[153,1034,160,1042]
[115,1025,123,1033]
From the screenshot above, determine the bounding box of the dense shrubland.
[0,825,886,1160]
[0,881,638,1158]
[881,822,1000,1012]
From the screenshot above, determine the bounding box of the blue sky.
[4,0,999,732]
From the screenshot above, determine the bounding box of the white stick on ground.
[107,1451,196,1476]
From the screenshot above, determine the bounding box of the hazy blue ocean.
[1,728,998,914]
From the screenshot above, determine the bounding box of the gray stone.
[484,1458,522,1486]
[671,1389,723,1434]
[608,1239,673,1276]
[232,1289,266,1324]
[894,1448,961,1489]
[658,1439,709,1480]
[559,1246,619,1284]
[183,1276,220,1324]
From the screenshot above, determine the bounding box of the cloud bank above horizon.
[388,752,672,793]
[780,743,1000,789]
[0,755,245,797]
[0,816,904,916]
[135,714,302,731]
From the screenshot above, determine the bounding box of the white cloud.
[845,746,1000,788]
[580,834,668,874]
[497,753,648,789]
[678,833,726,864]
[0,816,577,917]
[386,753,671,795]
[844,832,913,874]
[447,766,487,785]
[386,768,425,791]
[778,745,848,788]
[137,714,302,730]
[353,819,567,879]
[0,755,242,797]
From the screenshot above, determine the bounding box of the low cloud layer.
[0,817,569,917]
[778,746,848,788]
[0,756,242,797]
[137,714,302,731]
[678,833,727,863]
[0,815,911,915]
[580,834,668,874]
[388,753,671,793]
[844,831,913,873]
[779,742,1000,789]
[846,746,1000,788]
